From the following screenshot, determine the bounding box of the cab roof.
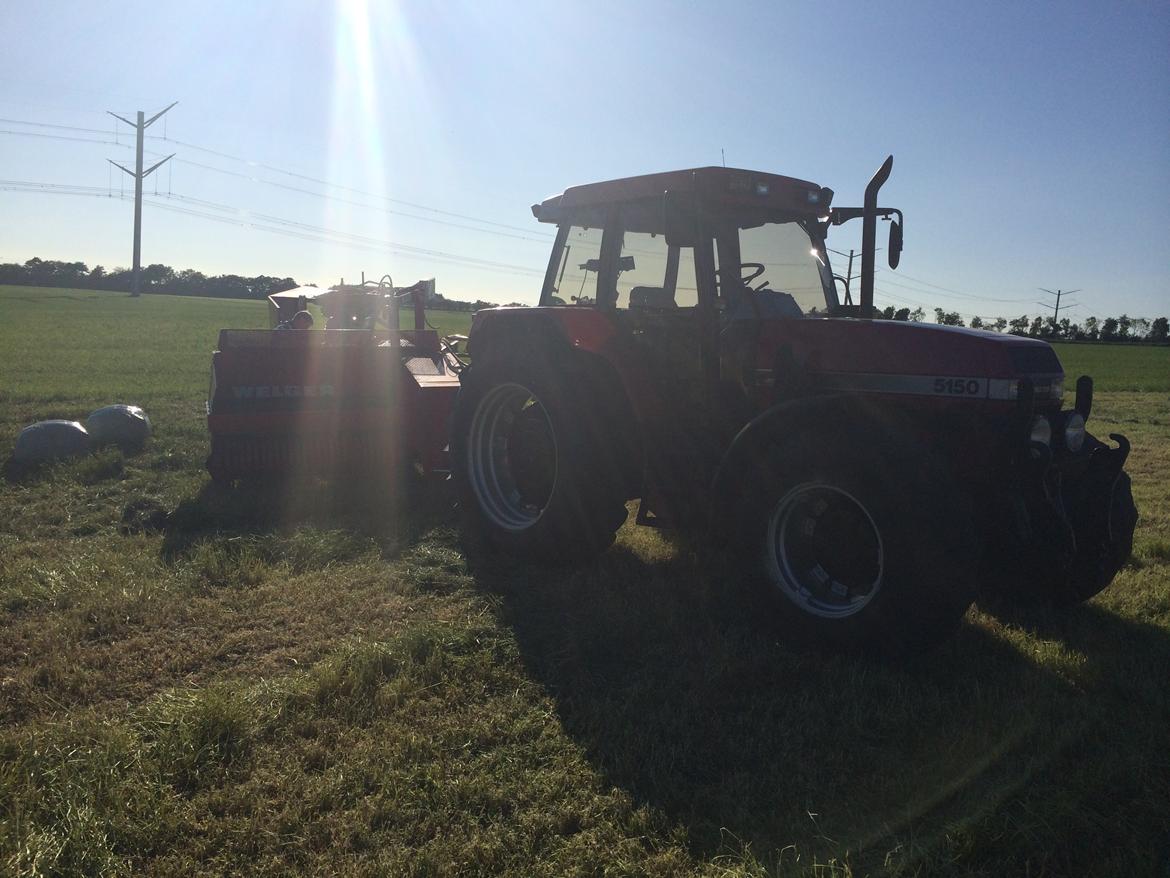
[531,166,833,225]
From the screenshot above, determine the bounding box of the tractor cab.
[528,162,902,403]
[533,166,844,315]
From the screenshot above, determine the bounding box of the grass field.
[1,284,1168,876]
[1050,342,1170,393]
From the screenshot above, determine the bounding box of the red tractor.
[448,157,1136,652]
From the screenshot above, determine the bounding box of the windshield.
[718,220,835,315]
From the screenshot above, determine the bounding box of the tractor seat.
[629,286,677,309]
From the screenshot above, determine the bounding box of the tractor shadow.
[469,543,1170,869]
[156,475,456,563]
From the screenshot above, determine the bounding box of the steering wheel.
[738,262,766,285]
[716,262,767,288]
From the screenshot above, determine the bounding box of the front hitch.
[1061,432,1136,598]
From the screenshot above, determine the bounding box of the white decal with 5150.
[817,371,992,398]
[932,377,985,396]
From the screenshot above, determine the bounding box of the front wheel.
[451,356,628,562]
[745,435,977,654]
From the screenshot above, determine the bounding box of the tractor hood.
[755,318,1065,403]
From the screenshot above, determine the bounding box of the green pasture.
[1,284,1168,876]
[1051,341,1169,393]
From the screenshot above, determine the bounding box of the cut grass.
[2,284,1169,876]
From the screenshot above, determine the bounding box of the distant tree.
[141,263,175,288]
[1130,317,1150,340]
[1028,316,1044,337]
[17,257,89,288]
[1117,314,1131,339]
[1083,316,1099,340]
[908,307,925,322]
[250,275,298,298]
[991,317,1008,333]
[175,268,206,294]
[969,315,984,330]
[1008,315,1031,336]
[1057,317,1071,339]
[1150,317,1169,343]
[934,308,965,327]
[1100,317,1119,340]
[880,305,896,320]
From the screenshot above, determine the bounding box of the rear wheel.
[451,356,628,561]
[744,434,977,654]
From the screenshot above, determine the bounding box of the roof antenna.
[721,148,726,168]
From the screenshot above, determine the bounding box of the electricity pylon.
[107,102,177,297]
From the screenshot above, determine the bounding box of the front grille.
[1009,345,1061,374]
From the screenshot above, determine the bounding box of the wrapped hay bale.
[13,420,91,463]
[86,404,151,449]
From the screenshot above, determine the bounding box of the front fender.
[710,395,848,508]
[709,393,930,529]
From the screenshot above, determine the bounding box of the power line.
[869,270,1034,304]
[0,128,126,147]
[147,132,548,236]
[0,180,545,278]
[0,116,1137,317]
[157,154,552,244]
[1,115,551,238]
[0,117,111,135]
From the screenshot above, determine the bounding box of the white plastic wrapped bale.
[13,420,91,463]
[86,404,152,449]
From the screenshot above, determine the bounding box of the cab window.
[736,222,830,314]
[609,231,698,310]
[549,226,603,305]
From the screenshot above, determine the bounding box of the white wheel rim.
[765,482,884,619]
[467,382,558,532]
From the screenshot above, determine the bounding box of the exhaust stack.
[859,155,894,319]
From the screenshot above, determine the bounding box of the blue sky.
[1,0,1167,320]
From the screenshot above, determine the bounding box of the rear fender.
[463,311,643,497]
[467,307,617,361]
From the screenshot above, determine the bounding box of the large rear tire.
[742,433,977,654]
[451,356,628,562]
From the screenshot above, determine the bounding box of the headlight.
[1063,412,1086,452]
[1030,415,1052,446]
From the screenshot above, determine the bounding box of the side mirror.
[663,190,697,248]
[888,218,903,269]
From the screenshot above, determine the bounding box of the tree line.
[4,257,1165,341]
[0,258,298,301]
[921,307,1168,343]
[1,257,499,310]
[843,304,1167,343]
